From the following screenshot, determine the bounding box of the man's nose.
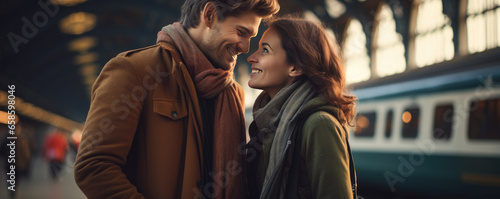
[237,39,250,54]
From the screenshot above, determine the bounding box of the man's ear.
[202,2,217,28]
[289,66,303,77]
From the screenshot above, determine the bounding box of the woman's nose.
[247,51,258,63]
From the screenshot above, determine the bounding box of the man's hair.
[179,0,280,29]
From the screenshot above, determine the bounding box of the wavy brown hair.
[180,0,280,29]
[268,17,357,126]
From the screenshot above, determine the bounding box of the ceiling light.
[59,12,96,35]
[74,52,98,65]
[50,0,87,6]
[69,36,96,52]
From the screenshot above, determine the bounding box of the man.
[74,0,279,198]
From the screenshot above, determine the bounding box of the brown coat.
[74,43,209,199]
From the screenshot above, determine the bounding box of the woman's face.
[247,28,296,97]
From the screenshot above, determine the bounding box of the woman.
[245,17,357,199]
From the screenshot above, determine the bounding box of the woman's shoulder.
[298,97,348,139]
[299,110,349,160]
[302,110,343,134]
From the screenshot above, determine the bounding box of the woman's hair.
[268,17,357,126]
[180,0,280,29]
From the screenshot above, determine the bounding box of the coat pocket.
[153,99,188,120]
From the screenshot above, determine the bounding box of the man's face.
[199,11,261,70]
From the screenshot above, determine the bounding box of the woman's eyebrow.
[261,42,273,51]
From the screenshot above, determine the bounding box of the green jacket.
[246,97,353,199]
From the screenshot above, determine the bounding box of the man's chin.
[218,61,235,70]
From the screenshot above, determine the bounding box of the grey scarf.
[252,79,316,199]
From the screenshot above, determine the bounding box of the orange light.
[69,36,96,52]
[74,52,98,65]
[71,129,82,143]
[0,91,83,131]
[354,115,370,134]
[51,0,87,6]
[59,12,96,35]
[0,92,6,105]
[402,111,412,123]
[0,111,19,124]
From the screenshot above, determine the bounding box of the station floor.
[0,154,86,199]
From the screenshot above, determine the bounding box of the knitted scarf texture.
[157,23,246,199]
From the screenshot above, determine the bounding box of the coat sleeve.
[74,56,146,199]
[301,111,353,199]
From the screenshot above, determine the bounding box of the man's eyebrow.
[236,25,257,37]
[261,42,273,51]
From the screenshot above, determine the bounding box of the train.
[350,62,500,198]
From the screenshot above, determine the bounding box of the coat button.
[171,111,178,118]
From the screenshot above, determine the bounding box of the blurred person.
[245,17,358,199]
[74,0,280,198]
[42,129,68,180]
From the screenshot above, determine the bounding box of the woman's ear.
[289,66,303,78]
[202,2,216,28]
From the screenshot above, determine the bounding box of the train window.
[468,98,500,140]
[385,110,393,138]
[354,112,376,137]
[433,104,453,140]
[402,108,420,138]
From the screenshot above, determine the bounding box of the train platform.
[0,154,85,199]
